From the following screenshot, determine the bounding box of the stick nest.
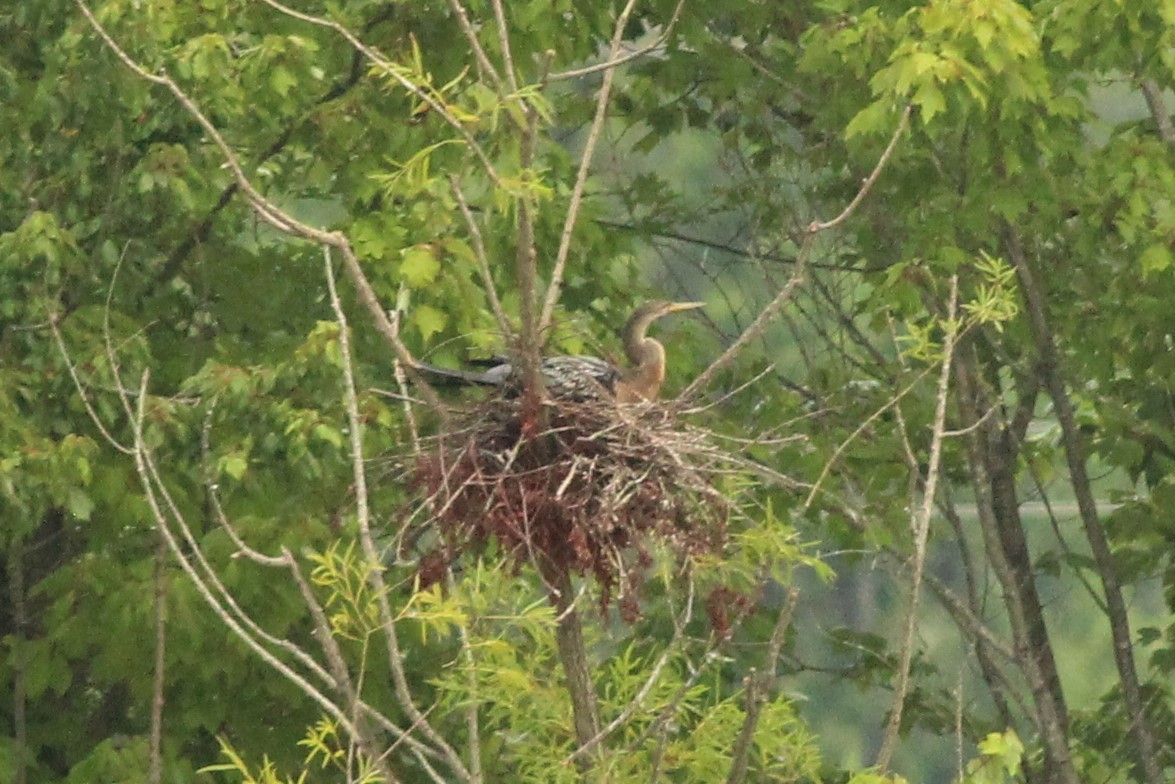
[411,398,730,619]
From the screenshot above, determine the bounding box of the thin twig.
[677,363,777,414]
[681,105,912,400]
[325,250,474,783]
[446,0,502,87]
[489,0,520,92]
[446,569,484,784]
[389,302,424,455]
[148,528,167,784]
[450,175,513,339]
[538,0,641,336]
[284,546,442,783]
[48,308,134,455]
[807,104,912,234]
[874,275,958,771]
[1029,467,1107,614]
[547,0,686,82]
[802,366,934,508]
[199,406,290,568]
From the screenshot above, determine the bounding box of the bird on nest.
[416,300,705,403]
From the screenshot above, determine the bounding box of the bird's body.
[423,354,620,400]
[417,300,704,403]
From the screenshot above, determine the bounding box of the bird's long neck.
[621,312,667,402]
[623,310,657,365]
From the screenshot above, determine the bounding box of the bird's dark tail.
[413,362,508,387]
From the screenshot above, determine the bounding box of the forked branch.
[681,104,912,400]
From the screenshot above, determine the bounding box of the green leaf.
[1140,242,1172,276]
[66,487,94,521]
[221,454,249,480]
[845,100,891,139]
[913,82,945,123]
[312,423,344,449]
[976,729,1023,769]
[413,304,447,342]
[400,245,441,287]
[270,66,298,97]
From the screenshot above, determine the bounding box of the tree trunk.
[8,538,28,784]
[955,348,1079,784]
[548,566,600,767]
[1006,228,1162,784]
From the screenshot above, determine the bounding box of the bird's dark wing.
[540,355,620,400]
[415,355,621,401]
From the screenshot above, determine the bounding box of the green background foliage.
[2,0,1174,782]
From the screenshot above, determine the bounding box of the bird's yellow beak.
[667,301,706,313]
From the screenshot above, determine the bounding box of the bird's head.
[631,300,706,326]
[623,300,705,357]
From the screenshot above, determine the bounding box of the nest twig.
[411,397,731,619]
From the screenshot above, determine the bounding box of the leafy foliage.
[3,0,1175,782]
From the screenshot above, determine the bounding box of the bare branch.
[725,674,763,784]
[389,300,424,456]
[681,106,912,410]
[547,0,686,82]
[489,0,520,92]
[1006,224,1161,784]
[538,0,641,336]
[445,570,484,784]
[563,578,695,765]
[875,275,958,772]
[47,243,139,455]
[446,0,503,87]
[325,250,474,783]
[726,586,799,784]
[513,105,545,410]
[199,407,291,568]
[127,372,362,747]
[547,565,601,764]
[1140,77,1175,146]
[148,529,168,784]
[283,546,446,783]
[807,104,912,234]
[450,176,513,339]
[680,248,809,401]
[49,309,134,455]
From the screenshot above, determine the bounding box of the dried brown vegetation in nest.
[411,398,730,620]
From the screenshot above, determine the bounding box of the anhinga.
[417,300,705,402]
